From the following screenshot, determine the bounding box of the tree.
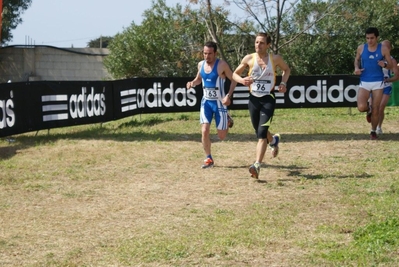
[105,0,255,79]
[196,0,347,75]
[106,0,399,77]
[282,0,399,74]
[105,0,210,78]
[87,36,113,48]
[188,0,256,70]
[210,0,399,75]
[1,0,32,45]
[222,0,348,53]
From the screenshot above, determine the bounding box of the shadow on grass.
[10,130,399,143]
[274,133,399,142]
[275,164,373,180]
[119,117,175,127]
[2,127,398,161]
[270,163,373,180]
[0,144,19,160]
[219,163,373,182]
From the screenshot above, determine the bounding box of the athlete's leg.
[247,95,263,178]
[267,130,273,143]
[378,88,391,129]
[215,102,229,140]
[202,123,211,155]
[216,130,228,140]
[255,96,275,163]
[248,95,260,133]
[357,87,371,112]
[370,89,383,131]
[200,100,214,157]
[255,139,268,163]
[248,95,276,178]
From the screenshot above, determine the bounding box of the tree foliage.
[221,0,399,75]
[87,36,113,48]
[105,0,254,78]
[1,0,32,44]
[281,0,399,74]
[188,0,256,69]
[105,0,399,77]
[105,0,210,78]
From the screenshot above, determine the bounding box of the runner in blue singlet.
[186,41,237,169]
[354,27,393,140]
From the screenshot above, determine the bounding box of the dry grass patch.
[1,108,399,266]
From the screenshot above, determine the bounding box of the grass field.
[1,107,399,266]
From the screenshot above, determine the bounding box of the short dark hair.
[256,32,272,44]
[204,41,217,52]
[365,27,379,37]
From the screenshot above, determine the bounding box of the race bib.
[203,87,220,100]
[251,80,272,94]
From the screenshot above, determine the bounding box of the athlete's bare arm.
[354,45,364,75]
[381,45,393,69]
[272,54,290,93]
[218,60,237,106]
[186,62,203,89]
[233,54,253,86]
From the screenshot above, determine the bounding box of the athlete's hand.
[354,68,364,75]
[186,81,194,89]
[241,76,254,86]
[222,95,231,106]
[278,84,287,93]
[378,60,387,68]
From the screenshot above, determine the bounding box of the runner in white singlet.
[233,32,290,180]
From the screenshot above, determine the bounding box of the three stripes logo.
[41,87,106,122]
[231,86,285,105]
[120,88,140,112]
[120,83,197,113]
[41,94,69,122]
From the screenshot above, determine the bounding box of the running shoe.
[376,128,383,135]
[370,131,378,140]
[249,163,260,179]
[201,158,214,169]
[227,113,234,128]
[269,134,280,157]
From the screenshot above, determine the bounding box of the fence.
[0,75,390,138]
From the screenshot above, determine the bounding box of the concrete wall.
[0,46,112,83]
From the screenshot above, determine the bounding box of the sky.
[8,0,240,48]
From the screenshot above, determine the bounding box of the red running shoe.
[201,158,214,169]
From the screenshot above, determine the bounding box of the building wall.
[0,45,112,83]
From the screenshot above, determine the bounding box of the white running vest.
[248,53,276,97]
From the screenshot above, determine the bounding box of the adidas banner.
[1,75,361,137]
